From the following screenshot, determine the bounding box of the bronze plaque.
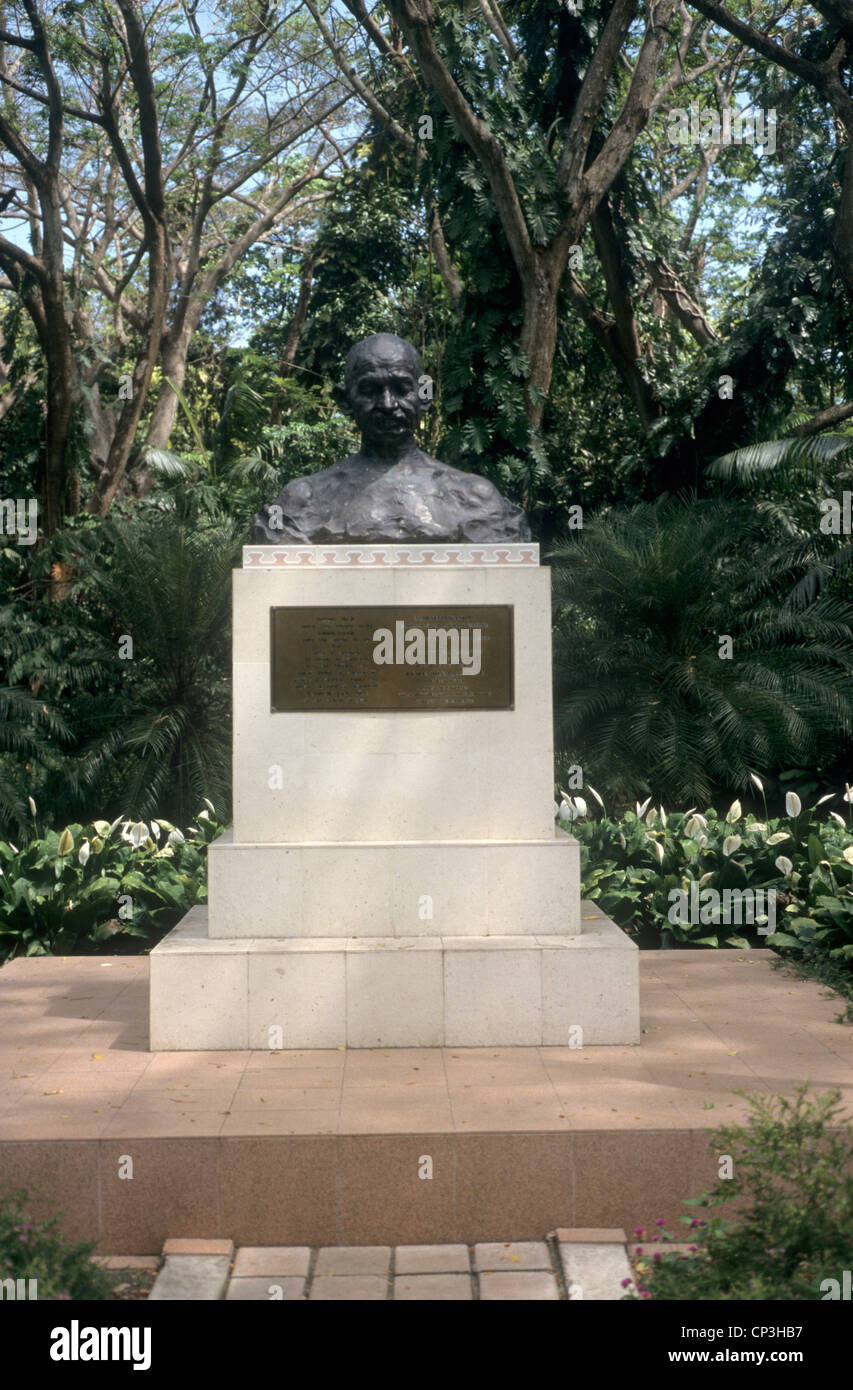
[271,605,514,711]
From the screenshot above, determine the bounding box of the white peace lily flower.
[844,785,853,804]
[558,800,571,820]
[785,792,802,817]
[108,815,125,838]
[91,820,110,837]
[726,800,742,823]
[842,846,853,865]
[150,821,161,841]
[78,840,91,866]
[766,831,791,845]
[685,814,707,837]
[748,823,768,834]
[816,793,835,806]
[129,821,148,848]
[197,810,210,822]
[775,855,793,876]
[645,806,657,827]
[203,798,216,816]
[723,835,742,856]
[636,797,652,819]
[659,805,667,827]
[650,838,664,862]
[27,796,37,816]
[618,833,626,849]
[167,829,185,848]
[749,772,764,792]
[830,811,846,826]
[57,827,73,856]
[587,784,605,810]
[696,833,709,848]
[698,871,714,886]
[573,796,587,818]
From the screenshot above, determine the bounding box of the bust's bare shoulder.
[407,452,501,492]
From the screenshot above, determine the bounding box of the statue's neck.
[356,436,420,467]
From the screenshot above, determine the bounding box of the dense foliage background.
[1,1,853,977]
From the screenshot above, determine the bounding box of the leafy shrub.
[624,1087,853,1300]
[0,1189,112,1301]
[565,783,853,960]
[0,808,222,962]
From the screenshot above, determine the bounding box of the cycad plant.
[69,511,242,826]
[0,683,68,841]
[550,494,853,804]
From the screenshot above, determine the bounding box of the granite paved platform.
[1,949,850,1251]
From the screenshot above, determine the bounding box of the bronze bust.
[250,333,531,544]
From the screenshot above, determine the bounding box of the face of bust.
[345,344,422,452]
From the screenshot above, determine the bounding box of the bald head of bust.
[344,333,424,392]
[334,333,429,459]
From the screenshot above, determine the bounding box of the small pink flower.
[653,1252,662,1261]
[688,1245,697,1252]
[640,1290,652,1299]
[633,1226,644,1236]
[620,1277,632,1287]
[635,1247,644,1255]
[655,1218,665,1226]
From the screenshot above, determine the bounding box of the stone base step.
[207,828,580,938]
[149,903,639,1050]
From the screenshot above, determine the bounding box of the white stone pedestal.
[149,543,640,1049]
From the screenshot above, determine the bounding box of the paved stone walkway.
[147,1232,633,1300]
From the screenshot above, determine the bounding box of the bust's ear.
[332,381,352,415]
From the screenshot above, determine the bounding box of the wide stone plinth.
[149,905,639,1050]
[207,829,580,938]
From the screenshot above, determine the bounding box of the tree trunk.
[39,241,74,535]
[517,255,564,431]
[144,325,194,450]
[831,123,853,305]
[87,223,170,516]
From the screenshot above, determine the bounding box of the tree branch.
[791,399,853,435]
[384,0,534,280]
[303,0,415,148]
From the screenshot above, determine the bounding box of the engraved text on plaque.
[270,605,514,711]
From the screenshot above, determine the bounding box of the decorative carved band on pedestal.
[242,543,540,569]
